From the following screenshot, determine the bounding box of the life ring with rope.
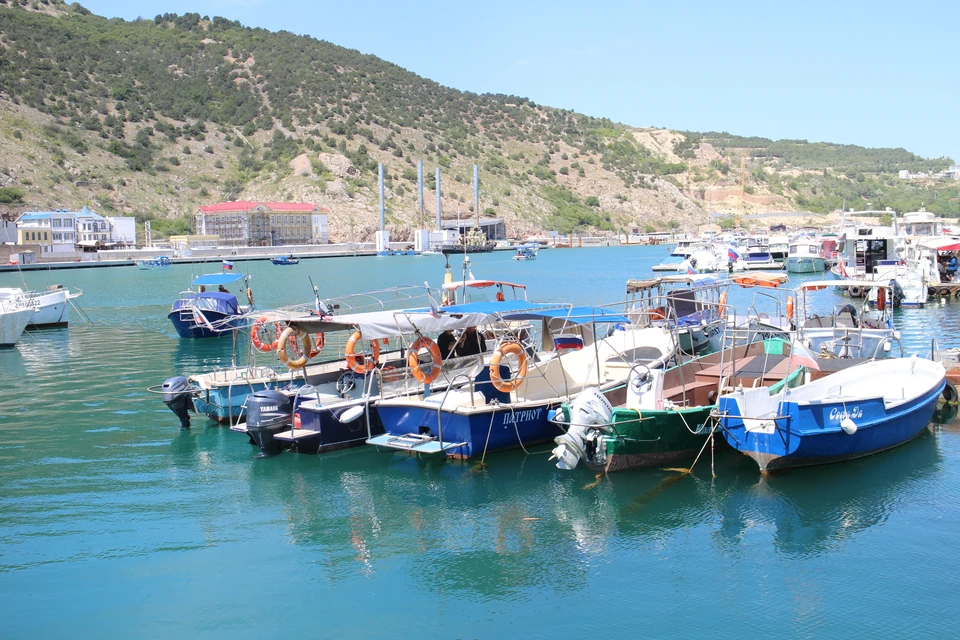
[307,332,325,358]
[489,341,528,393]
[718,292,727,311]
[250,317,282,352]
[876,286,886,311]
[650,307,666,321]
[786,296,794,319]
[277,326,312,370]
[407,336,443,384]
[345,330,381,374]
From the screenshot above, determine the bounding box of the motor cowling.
[246,390,293,432]
[162,376,195,429]
[550,388,613,470]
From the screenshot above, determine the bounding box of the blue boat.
[136,255,172,269]
[167,273,253,339]
[717,356,946,472]
[271,255,300,265]
[367,302,660,459]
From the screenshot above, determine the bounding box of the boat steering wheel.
[336,371,357,397]
[629,362,652,392]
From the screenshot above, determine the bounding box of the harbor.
[2,244,960,637]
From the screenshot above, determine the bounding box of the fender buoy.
[247,288,255,306]
[277,327,312,370]
[345,331,380,374]
[489,341,528,393]
[849,286,862,298]
[876,286,886,311]
[407,336,443,384]
[786,295,794,319]
[943,381,958,405]
[307,333,325,359]
[250,317,280,352]
[939,288,951,297]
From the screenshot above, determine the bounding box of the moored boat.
[0,285,80,328]
[785,238,826,273]
[717,356,946,472]
[271,255,300,265]
[0,303,33,347]
[167,273,253,339]
[136,256,172,269]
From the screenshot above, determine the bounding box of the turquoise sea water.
[1,246,959,638]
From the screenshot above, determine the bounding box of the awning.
[193,273,248,286]
[288,308,488,340]
[442,279,526,291]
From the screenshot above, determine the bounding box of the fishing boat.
[717,356,946,473]
[512,244,539,261]
[785,238,826,273]
[167,273,254,339]
[369,302,676,459]
[624,274,727,354]
[0,285,81,328]
[795,280,901,359]
[0,303,33,347]
[271,255,300,266]
[136,256,172,269]
[549,337,807,472]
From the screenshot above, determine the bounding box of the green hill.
[0,2,955,241]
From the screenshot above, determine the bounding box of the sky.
[79,0,960,161]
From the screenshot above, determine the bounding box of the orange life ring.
[489,341,528,393]
[277,326,312,370]
[786,296,794,319]
[876,286,886,311]
[345,330,381,374]
[650,307,666,320]
[496,291,505,302]
[718,292,727,310]
[307,332,325,358]
[407,336,443,384]
[250,317,280,352]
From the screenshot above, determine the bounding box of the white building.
[106,216,137,249]
[16,209,78,255]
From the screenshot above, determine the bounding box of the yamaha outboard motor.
[245,390,293,455]
[162,376,195,429]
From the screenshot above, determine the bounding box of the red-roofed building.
[195,201,330,247]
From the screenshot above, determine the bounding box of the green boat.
[550,339,806,473]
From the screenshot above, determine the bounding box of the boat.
[0,303,33,347]
[0,285,81,328]
[670,239,694,257]
[785,238,826,273]
[867,265,927,308]
[167,273,254,339]
[438,228,496,255]
[717,356,946,472]
[795,280,901,359]
[737,247,781,271]
[271,255,300,265]
[550,337,807,472]
[136,256,172,269]
[512,244,539,261]
[624,274,727,354]
[369,302,677,459]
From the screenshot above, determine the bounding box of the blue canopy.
[171,291,239,315]
[193,273,247,286]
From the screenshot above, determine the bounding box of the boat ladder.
[367,432,467,455]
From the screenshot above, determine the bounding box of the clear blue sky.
[80,0,959,161]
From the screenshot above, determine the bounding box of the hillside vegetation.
[0,1,956,241]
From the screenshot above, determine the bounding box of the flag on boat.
[554,335,584,351]
[789,340,821,371]
[686,263,697,275]
[222,260,234,271]
[727,246,741,261]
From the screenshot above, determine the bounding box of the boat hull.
[293,402,385,454]
[0,307,33,347]
[167,310,240,339]
[589,406,716,472]
[785,257,825,273]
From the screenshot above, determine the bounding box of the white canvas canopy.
[288,309,489,340]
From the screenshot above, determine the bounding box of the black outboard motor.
[245,390,293,455]
[889,279,905,308]
[162,376,195,429]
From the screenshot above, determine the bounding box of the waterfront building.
[16,209,77,256]
[194,201,330,247]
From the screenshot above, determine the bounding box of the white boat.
[794,280,901,359]
[0,285,80,328]
[868,265,927,308]
[0,304,33,347]
[512,244,539,261]
[136,256,172,269]
[785,238,826,273]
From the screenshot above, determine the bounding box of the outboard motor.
[889,279,905,308]
[550,387,613,470]
[162,376,195,429]
[245,390,293,455]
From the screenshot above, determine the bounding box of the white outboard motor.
[625,365,664,411]
[162,376,195,430]
[550,387,613,470]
